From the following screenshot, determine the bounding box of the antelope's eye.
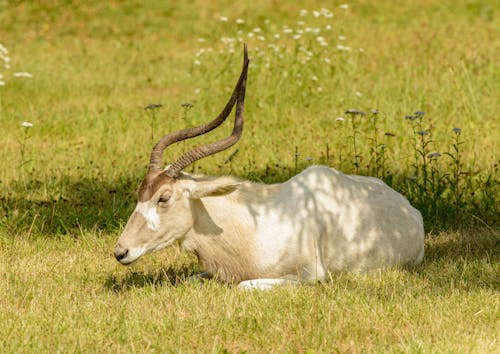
[157,196,170,206]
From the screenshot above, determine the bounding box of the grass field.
[0,0,499,352]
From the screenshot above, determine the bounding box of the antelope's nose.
[114,246,129,262]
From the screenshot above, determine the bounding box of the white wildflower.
[293,34,301,40]
[335,117,345,122]
[236,18,245,24]
[355,91,363,97]
[283,28,293,34]
[193,60,201,66]
[21,121,33,128]
[339,4,349,9]
[274,33,280,39]
[299,9,308,17]
[325,24,332,31]
[338,35,346,41]
[0,81,5,86]
[13,72,33,78]
[247,32,254,38]
[336,44,352,51]
[311,75,318,81]
[359,48,365,53]
[194,88,201,94]
[252,27,261,33]
[324,57,331,64]
[219,16,228,22]
[197,38,206,43]
[320,8,334,18]
[317,87,323,92]
[257,35,265,41]
[296,21,305,26]
[313,10,321,18]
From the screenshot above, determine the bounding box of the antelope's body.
[114,45,425,289]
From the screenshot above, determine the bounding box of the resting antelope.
[114,45,425,290]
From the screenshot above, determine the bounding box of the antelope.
[114,45,425,290]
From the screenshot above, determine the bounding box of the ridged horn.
[148,44,249,173]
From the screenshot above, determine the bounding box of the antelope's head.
[114,45,249,265]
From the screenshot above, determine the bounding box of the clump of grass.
[329,108,498,229]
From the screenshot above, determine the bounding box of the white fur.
[116,166,425,289]
[136,201,160,231]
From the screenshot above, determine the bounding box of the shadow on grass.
[1,163,497,243]
[104,265,199,293]
[0,173,142,236]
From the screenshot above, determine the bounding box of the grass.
[0,0,499,352]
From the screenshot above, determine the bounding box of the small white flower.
[293,34,301,40]
[320,8,334,18]
[193,60,201,66]
[313,10,321,18]
[219,16,228,22]
[336,44,352,51]
[335,117,345,122]
[12,71,33,78]
[283,28,293,34]
[236,18,245,24]
[340,4,349,10]
[317,87,323,92]
[252,27,261,33]
[296,21,305,26]
[355,91,362,97]
[358,48,365,53]
[247,32,254,38]
[274,33,280,39]
[311,75,318,81]
[257,35,265,41]
[325,24,332,31]
[338,35,346,41]
[324,57,331,64]
[299,9,308,17]
[0,81,5,86]
[21,121,33,128]
[194,88,201,94]
[197,38,206,43]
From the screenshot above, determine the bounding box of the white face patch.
[136,201,161,231]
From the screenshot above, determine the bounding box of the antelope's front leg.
[237,278,300,290]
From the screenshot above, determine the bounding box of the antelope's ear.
[186,179,241,199]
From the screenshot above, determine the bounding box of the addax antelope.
[114,45,425,290]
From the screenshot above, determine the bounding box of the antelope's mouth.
[114,246,146,265]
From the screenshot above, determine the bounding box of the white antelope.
[114,45,425,290]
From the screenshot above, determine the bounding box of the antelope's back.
[281,165,425,271]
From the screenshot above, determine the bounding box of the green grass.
[0,0,499,352]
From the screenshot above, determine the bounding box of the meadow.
[0,0,498,352]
